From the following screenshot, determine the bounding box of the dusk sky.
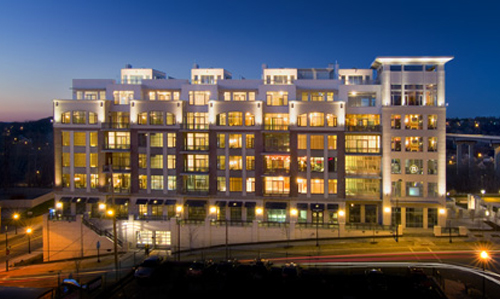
[0,0,499,122]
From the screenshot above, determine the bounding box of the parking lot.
[110,258,447,298]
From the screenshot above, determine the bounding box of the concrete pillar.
[493,144,500,178]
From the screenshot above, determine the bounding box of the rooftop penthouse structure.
[49,56,453,258]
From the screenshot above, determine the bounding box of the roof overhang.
[371,56,454,69]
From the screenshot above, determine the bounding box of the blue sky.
[0,0,499,121]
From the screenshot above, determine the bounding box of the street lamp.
[13,213,20,235]
[26,227,32,254]
[107,209,119,280]
[175,205,183,262]
[480,250,489,299]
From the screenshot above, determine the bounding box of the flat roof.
[371,56,454,68]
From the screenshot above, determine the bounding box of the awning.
[72,197,87,203]
[311,203,325,211]
[327,204,339,211]
[107,198,129,205]
[265,202,287,209]
[165,200,177,205]
[60,197,72,202]
[149,199,163,205]
[297,203,308,210]
[87,197,99,203]
[185,200,207,207]
[215,201,227,207]
[136,199,148,205]
[244,202,256,208]
[228,201,243,207]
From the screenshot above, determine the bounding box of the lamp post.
[107,209,118,281]
[26,228,32,254]
[480,250,489,299]
[13,213,19,235]
[175,205,182,262]
[5,226,9,272]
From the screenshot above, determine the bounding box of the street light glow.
[26,228,32,234]
[13,213,20,220]
[480,250,489,260]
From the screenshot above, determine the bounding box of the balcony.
[101,122,130,130]
[264,125,289,131]
[346,125,382,132]
[183,145,209,151]
[182,123,210,130]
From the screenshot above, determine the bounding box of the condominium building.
[50,56,453,255]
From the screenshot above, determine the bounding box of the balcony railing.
[264,125,289,131]
[346,125,382,132]
[101,122,130,129]
[182,124,210,130]
[183,145,209,151]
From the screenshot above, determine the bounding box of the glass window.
[150,154,163,169]
[245,113,255,126]
[228,112,243,126]
[405,114,422,130]
[246,178,255,193]
[229,177,243,192]
[405,137,423,152]
[391,137,401,152]
[310,135,324,150]
[149,111,164,125]
[310,179,324,194]
[229,134,242,148]
[345,135,380,153]
[428,182,439,197]
[246,134,254,149]
[327,135,337,150]
[406,181,424,197]
[264,113,289,130]
[298,134,307,149]
[217,177,226,191]
[167,133,176,148]
[310,113,324,127]
[246,156,255,171]
[229,156,243,170]
[151,175,164,190]
[310,157,324,172]
[326,114,337,127]
[74,132,86,146]
[391,114,401,129]
[328,179,337,194]
[189,91,210,106]
[428,159,438,175]
[406,208,423,228]
[150,133,163,147]
[217,113,227,126]
[297,114,307,127]
[266,91,288,106]
[345,178,380,197]
[167,176,176,190]
[72,111,86,124]
[263,177,290,195]
[427,114,438,130]
[345,156,381,176]
[217,156,226,170]
[428,137,438,152]
[391,159,401,174]
[297,178,307,194]
[217,133,226,148]
[405,159,424,175]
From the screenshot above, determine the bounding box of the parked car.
[365,268,388,291]
[134,255,163,283]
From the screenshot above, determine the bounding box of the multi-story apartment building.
[51,56,452,254]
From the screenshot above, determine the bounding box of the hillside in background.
[0,117,53,198]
